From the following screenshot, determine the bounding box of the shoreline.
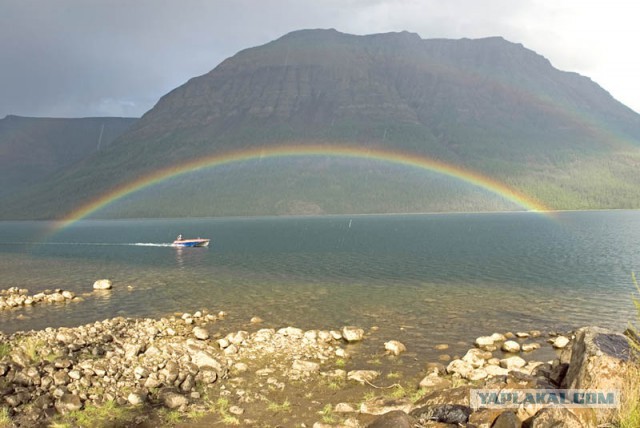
[2,207,640,225]
[1,308,634,427]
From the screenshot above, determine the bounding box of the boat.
[172,235,210,247]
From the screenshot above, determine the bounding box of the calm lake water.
[1,211,639,364]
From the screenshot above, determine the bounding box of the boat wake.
[130,243,175,247]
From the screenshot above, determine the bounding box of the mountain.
[0,115,136,197]
[2,29,640,220]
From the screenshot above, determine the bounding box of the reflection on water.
[0,211,638,366]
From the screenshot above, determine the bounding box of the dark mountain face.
[2,30,640,220]
[0,115,136,196]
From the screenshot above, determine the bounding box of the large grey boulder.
[562,326,631,425]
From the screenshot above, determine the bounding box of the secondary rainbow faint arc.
[52,144,552,231]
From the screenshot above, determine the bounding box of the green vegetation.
[0,408,10,428]
[266,398,291,413]
[0,344,10,360]
[615,273,640,428]
[207,397,239,425]
[320,404,337,423]
[54,400,136,428]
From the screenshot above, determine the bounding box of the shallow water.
[0,211,638,366]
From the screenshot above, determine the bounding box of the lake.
[1,210,639,365]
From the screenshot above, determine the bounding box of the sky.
[1,0,640,118]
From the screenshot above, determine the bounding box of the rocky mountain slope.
[0,115,135,197]
[2,30,640,219]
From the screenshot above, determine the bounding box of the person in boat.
[176,234,183,241]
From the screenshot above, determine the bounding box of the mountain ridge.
[2,29,640,220]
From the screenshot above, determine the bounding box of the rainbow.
[50,144,552,233]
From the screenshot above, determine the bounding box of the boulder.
[161,391,188,409]
[491,333,508,342]
[192,327,209,340]
[360,397,413,415]
[342,326,365,342]
[411,404,472,425]
[523,407,583,428]
[463,348,491,368]
[384,340,406,356]
[521,343,541,352]
[491,410,522,428]
[502,341,522,353]
[347,370,380,384]
[292,360,320,373]
[191,350,223,371]
[419,374,452,390]
[562,326,631,424]
[414,385,472,407]
[447,359,474,378]
[551,336,570,349]
[92,279,112,290]
[366,410,416,428]
[500,356,527,370]
[476,336,495,347]
[55,394,83,413]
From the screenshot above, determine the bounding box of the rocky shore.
[0,298,636,427]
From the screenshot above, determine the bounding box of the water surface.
[1,211,638,365]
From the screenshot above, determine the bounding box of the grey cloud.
[0,0,637,117]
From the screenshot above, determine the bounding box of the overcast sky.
[2,0,640,118]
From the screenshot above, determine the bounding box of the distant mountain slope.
[2,30,640,220]
[0,115,136,196]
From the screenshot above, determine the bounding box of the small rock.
[516,332,530,338]
[384,340,406,356]
[341,326,365,343]
[446,359,474,379]
[161,391,188,409]
[347,370,380,384]
[521,343,541,352]
[419,374,452,390]
[334,402,356,413]
[524,407,583,427]
[412,404,472,425]
[229,405,244,415]
[551,335,570,349]
[366,410,416,427]
[491,410,521,428]
[127,391,147,405]
[501,340,521,353]
[475,336,494,347]
[500,356,527,370]
[55,393,83,413]
[92,279,112,290]
[468,368,488,381]
[490,333,507,342]
[193,326,209,340]
[435,344,449,350]
[292,360,320,373]
[250,316,263,324]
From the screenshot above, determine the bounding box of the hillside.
[0,115,136,197]
[2,30,640,220]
